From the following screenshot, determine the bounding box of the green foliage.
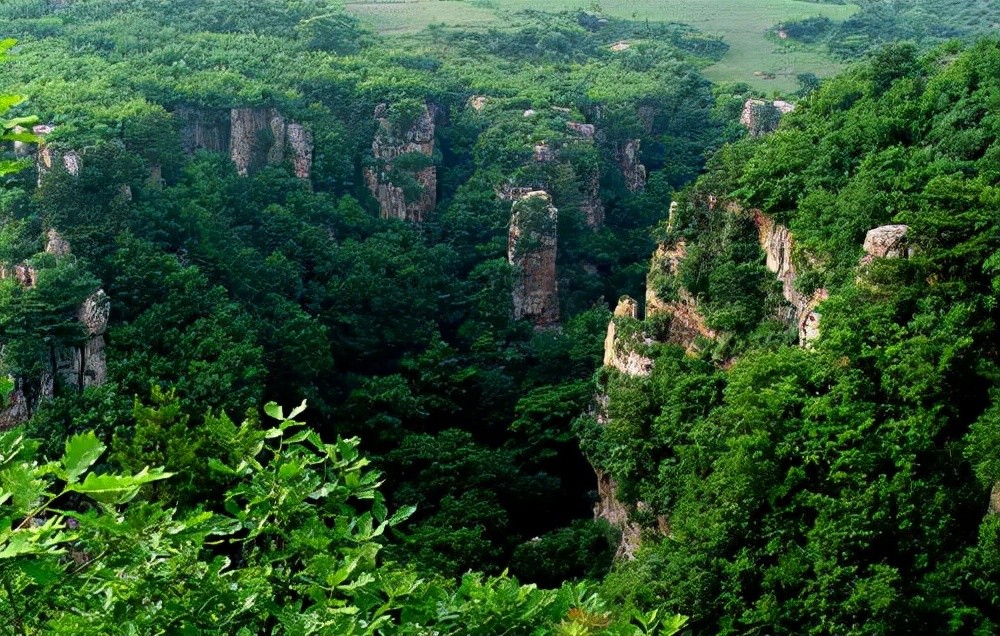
[1,403,686,634]
[593,40,1000,635]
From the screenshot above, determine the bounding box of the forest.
[1,0,999,634]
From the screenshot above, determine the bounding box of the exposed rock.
[637,106,657,134]
[740,99,793,136]
[773,100,795,114]
[552,106,572,114]
[0,234,109,429]
[509,192,559,328]
[364,102,437,222]
[594,468,642,560]
[176,106,312,179]
[11,125,34,157]
[990,482,1000,515]
[615,139,646,191]
[610,41,631,52]
[523,109,537,117]
[862,224,910,261]
[469,96,488,111]
[231,107,285,176]
[34,127,82,185]
[177,107,231,154]
[580,170,604,229]
[496,184,539,201]
[752,210,828,345]
[566,121,596,138]
[603,296,654,376]
[285,123,314,180]
[45,229,71,256]
[644,241,719,354]
[533,142,555,163]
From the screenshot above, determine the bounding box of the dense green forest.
[2,0,1000,634]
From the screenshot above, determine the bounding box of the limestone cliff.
[364,102,437,222]
[861,224,911,263]
[615,139,646,191]
[645,241,718,353]
[177,106,313,179]
[594,468,643,560]
[0,231,109,429]
[751,210,828,345]
[603,296,653,376]
[740,99,795,136]
[32,125,81,186]
[580,169,605,229]
[509,192,559,328]
[177,107,231,154]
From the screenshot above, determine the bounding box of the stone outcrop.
[533,142,555,163]
[740,99,794,136]
[177,107,231,154]
[509,191,559,328]
[364,102,437,222]
[603,296,654,376]
[0,231,109,429]
[177,106,313,179]
[615,139,646,191]
[580,170,604,229]
[752,210,828,345]
[990,482,1000,516]
[647,242,719,353]
[566,121,595,138]
[30,125,81,186]
[594,468,642,560]
[862,224,910,263]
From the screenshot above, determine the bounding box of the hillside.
[2,1,1000,634]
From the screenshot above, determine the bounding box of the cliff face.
[509,191,559,328]
[177,107,231,154]
[177,106,313,179]
[751,210,828,345]
[364,103,437,222]
[615,139,646,191]
[740,99,795,136]
[0,231,109,429]
[603,296,653,376]
[32,125,81,186]
[646,241,718,353]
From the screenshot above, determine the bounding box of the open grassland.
[341,0,858,93]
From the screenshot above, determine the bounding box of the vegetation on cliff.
[3,1,1000,634]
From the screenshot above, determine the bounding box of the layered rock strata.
[364,103,437,222]
[509,192,559,328]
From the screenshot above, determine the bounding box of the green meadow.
[342,0,859,93]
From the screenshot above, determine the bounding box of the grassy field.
[341,0,859,93]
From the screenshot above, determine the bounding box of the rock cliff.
[603,296,654,376]
[645,241,718,353]
[364,102,437,222]
[0,231,109,429]
[509,191,559,328]
[740,99,795,136]
[32,125,81,186]
[751,210,828,345]
[615,139,646,191]
[177,106,313,179]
